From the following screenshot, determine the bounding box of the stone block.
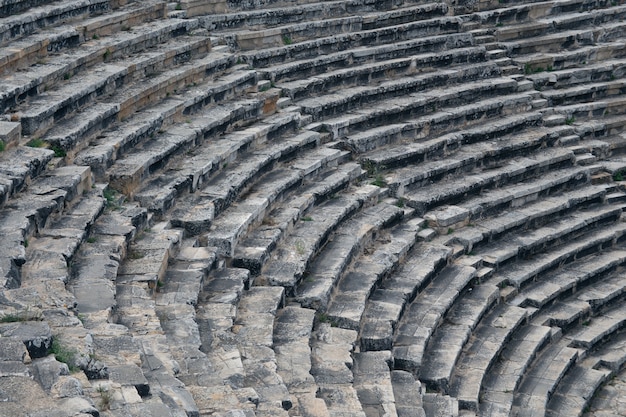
[0,321,52,359]
[0,121,20,148]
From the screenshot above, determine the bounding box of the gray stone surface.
[0,321,52,359]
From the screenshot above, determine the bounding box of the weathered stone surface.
[0,321,52,359]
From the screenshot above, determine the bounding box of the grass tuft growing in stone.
[49,338,79,372]
[26,138,46,148]
[97,386,112,410]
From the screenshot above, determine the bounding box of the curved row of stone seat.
[402,148,576,216]
[0,0,112,46]
[451,182,609,253]
[259,183,382,294]
[200,0,445,33]
[554,328,626,416]
[294,202,405,309]
[232,160,364,275]
[200,139,350,256]
[506,299,626,417]
[239,13,470,69]
[324,84,535,145]
[324,216,424,331]
[257,32,477,84]
[444,211,624,414]
[358,241,453,352]
[278,46,486,102]
[0,3,173,110]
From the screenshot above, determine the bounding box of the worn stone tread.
[393,264,477,375]
[449,304,528,411]
[296,202,405,310]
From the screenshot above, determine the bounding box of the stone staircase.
[2,0,626,416]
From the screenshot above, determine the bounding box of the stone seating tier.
[3,0,626,414]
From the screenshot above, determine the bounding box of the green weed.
[26,138,46,148]
[49,338,79,372]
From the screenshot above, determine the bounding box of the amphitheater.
[3,0,626,415]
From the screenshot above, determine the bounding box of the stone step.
[105,123,197,197]
[422,393,459,417]
[105,80,261,198]
[479,203,624,268]
[359,242,451,352]
[515,41,626,73]
[452,183,608,253]
[296,202,405,310]
[360,111,544,166]
[462,0,600,29]
[0,0,64,17]
[242,18,471,69]
[225,16,364,51]
[566,301,626,350]
[76,97,262,180]
[500,22,626,57]
[323,216,423,329]
[532,298,592,330]
[386,125,571,196]
[183,0,390,15]
[457,165,599,222]
[137,112,305,219]
[546,365,610,417]
[449,304,528,411]
[575,268,626,313]
[259,183,381,294]
[322,87,533,143]
[255,32,475,82]
[279,46,487,101]
[273,305,329,417]
[402,148,576,217]
[352,351,398,417]
[583,329,626,373]
[0,165,93,288]
[419,283,500,392]
[199,0,387,31]
[233,286,291,415]
[496,4,626,43]
[480,324,553,417]
[554,95,626,121]
[298,62,501,122]
[201,142,347,251]
[511,340,580,417]
[0,18,198,113]
[0,0,112,46]
[391,370,426,417]
[191,266,267,414]
[19,49,240,139]
[393,264,477,375]
[0,26,78,77]
[310,322,367,417]
[73,1,168,42]
[541,80,626,107]
[526,58,626,91]
[497,218,626,290]
[233,161,364,275]
[0,144,55,202]
[602,133,626,155]
[196,267,248,380]
[510,249,626,309]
